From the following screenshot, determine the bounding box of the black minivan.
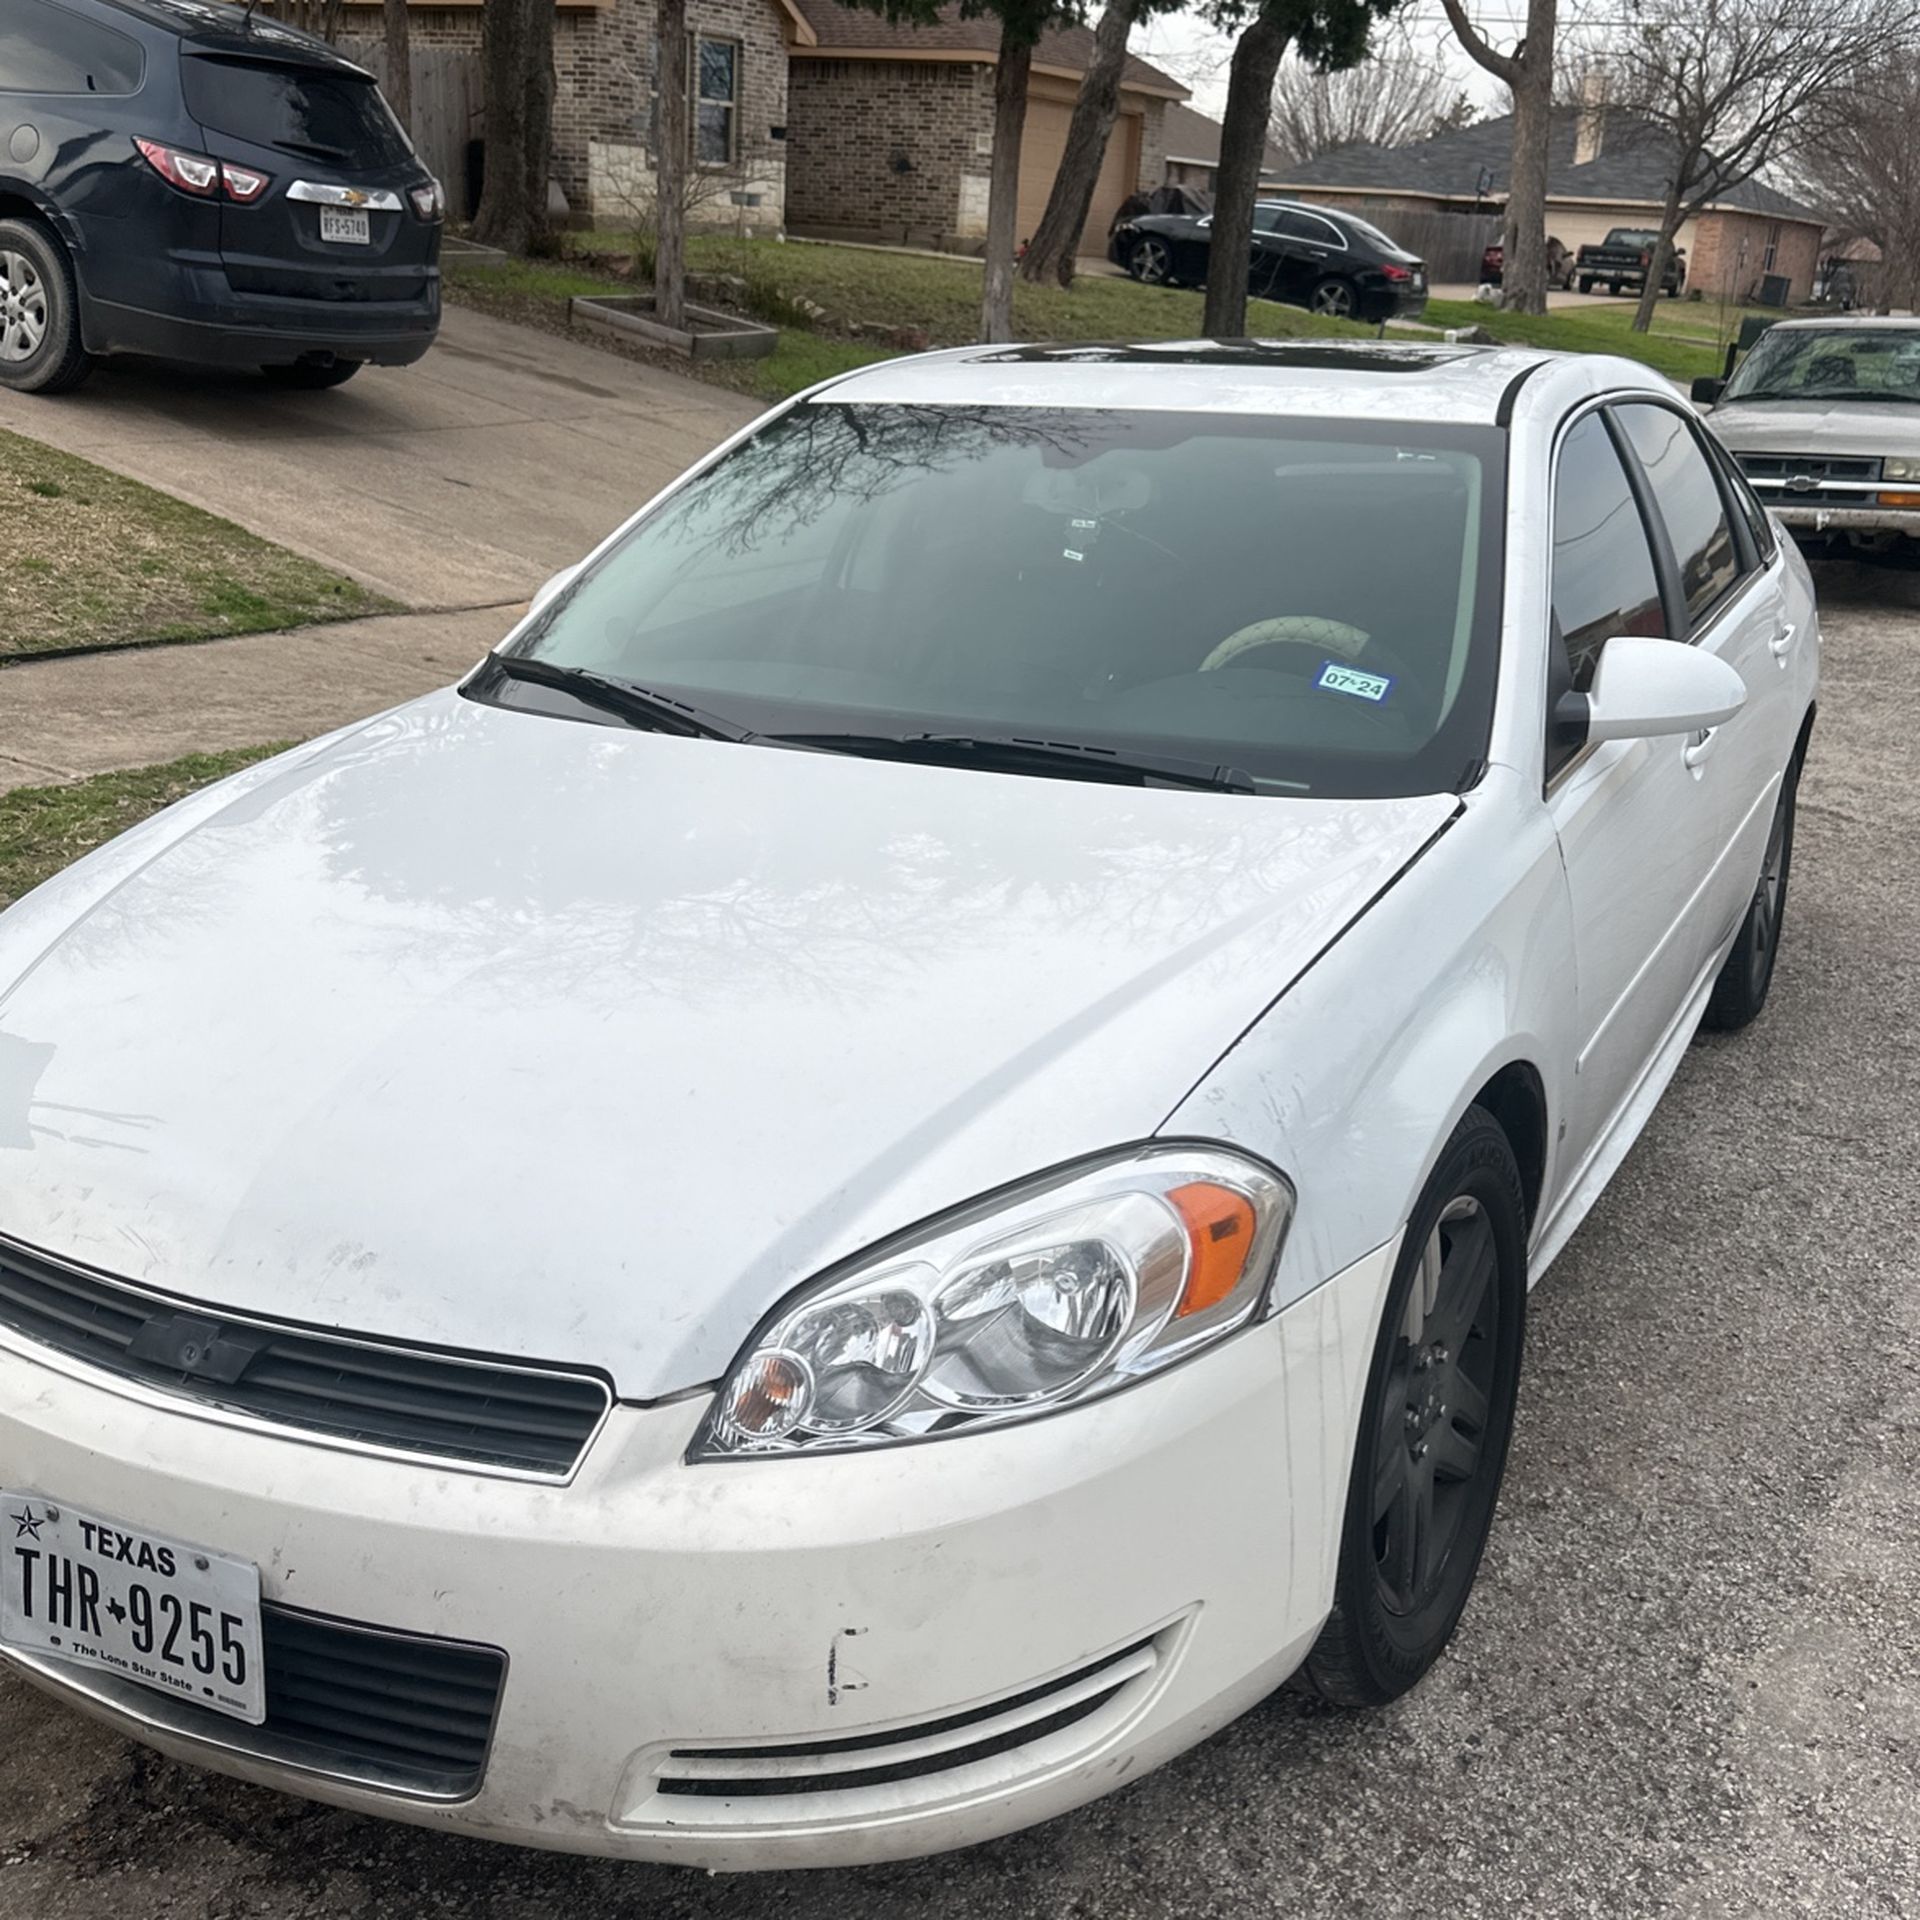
[0,0,441,393]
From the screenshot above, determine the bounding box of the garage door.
[1016,101,1142,250]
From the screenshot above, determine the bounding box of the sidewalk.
[0,605,512,796]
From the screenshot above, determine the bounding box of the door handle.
[1683,726,1720,771]
[1769,620,1797,667]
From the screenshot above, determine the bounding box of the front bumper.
[0,1237,1396,1869]
[1771,503,1920,537]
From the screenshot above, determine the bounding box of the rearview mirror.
[530,563,579,616]
[1690,376,1726,406]
[1558,636,1747,748]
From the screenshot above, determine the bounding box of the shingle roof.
[787,0,1188,96]
[1161,102,1287,175]
[1274,107,1822,223]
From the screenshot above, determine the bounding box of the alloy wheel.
[1132,239,1170,285]
[1311,280,1356,318]
[0,251,47,363]
[1371,1196,1500,1617]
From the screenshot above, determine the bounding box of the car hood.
[0,694,1455,1399]
[1707,399,1920,456]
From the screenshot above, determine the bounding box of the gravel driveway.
[3,561,1915,1920]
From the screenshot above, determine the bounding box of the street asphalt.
[1,559,1915,1919]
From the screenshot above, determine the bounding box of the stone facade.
[373,0,789,222]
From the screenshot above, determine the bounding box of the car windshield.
[493,405,1505,800]
[1723,327,1920,403]
[1606,230,1659,250]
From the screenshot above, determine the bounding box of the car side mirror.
[530,563,579,616]
[1690,376,1726,406]
[1554,636,1747,750]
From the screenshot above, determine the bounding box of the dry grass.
[0,430,391,659]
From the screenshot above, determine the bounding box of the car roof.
[92,0,370,69]
[1761,313,1920,333]
[812,340,1565,425]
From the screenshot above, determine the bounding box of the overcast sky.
[1129,5,1538,122]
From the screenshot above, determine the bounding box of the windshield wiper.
[771,731,1256,794]
[485,655,757,742]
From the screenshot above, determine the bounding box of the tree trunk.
[1016,0,1139,288]
[655,0,690,329]
[472,0,555,255]
[1203,12,1292,338]
[1632,181,1685,333]
[381,0,413,140]
[980,34,1033,342]
[1499,2,1555,318]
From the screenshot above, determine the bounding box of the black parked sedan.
[0,0,442,393]
[1109,198,1428,323]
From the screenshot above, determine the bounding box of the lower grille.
[13,1606,505,1800]
[653,1634,1162,1806]
[0,1234,610,1477]
[256,1608,504,1797]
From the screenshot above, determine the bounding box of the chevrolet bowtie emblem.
[340,189,368,208]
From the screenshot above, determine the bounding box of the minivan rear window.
[181,56,410,167]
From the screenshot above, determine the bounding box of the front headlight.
[692,1146,1293,1459]
[1883,456,1920,481]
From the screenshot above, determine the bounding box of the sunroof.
[971,342,1497,373]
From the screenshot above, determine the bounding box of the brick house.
[1159,102,1286,197]
[781,0,1185,252]
[346,0,1184,247]
[1269,104,1827,303]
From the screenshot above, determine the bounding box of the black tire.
[1309,276,1358,320]
[1127,237,1171,287]
[1299,1105,1527,1708]
[1609,279,1623,295]
[262,358,363,390]
[1702,761,1798,1032]
[1577,276,1594,294]
[0,217,93,395]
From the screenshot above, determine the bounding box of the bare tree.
[1803,60,1920,314]
[1201,0,1395,338]
[654,0,691,328]
[472,0,557,255]
[1268,38,1475,163]
[1436,0,1556,316]
[381,0,413,139]
[1592,0,1918,333]
[1016,0,1147,288]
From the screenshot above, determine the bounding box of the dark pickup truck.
[1574,228,1686,296]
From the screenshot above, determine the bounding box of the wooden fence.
[338,40,484,217]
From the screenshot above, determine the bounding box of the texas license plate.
[1,1492,265,1724]
[319,208,370,245]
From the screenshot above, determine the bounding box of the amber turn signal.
[1168,1181,1258,1317]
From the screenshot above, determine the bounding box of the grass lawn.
[1422,297,1726,384]
[0,747,284,911]
[0,431,391,660]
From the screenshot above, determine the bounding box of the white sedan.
[0,342,1817,1868]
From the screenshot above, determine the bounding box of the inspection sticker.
[1315,661,1394,703]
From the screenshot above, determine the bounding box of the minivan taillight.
[408,179,446,222]
[135,138,272,203]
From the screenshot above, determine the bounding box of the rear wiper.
[485,655,756,742]
[771,731,1255,793]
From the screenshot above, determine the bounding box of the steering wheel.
[1199,616,1373,673]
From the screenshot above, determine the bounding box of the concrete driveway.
[2,561,1916,1917]
[0,306,758,609]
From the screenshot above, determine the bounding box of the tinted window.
[1277,211,1342,247]
[0,0,143,93]
[1704,431,1775,561]
[180,55,410,166]
[1615,403,1740,626]
[1551,412,1665,694]
[498,406,1508,802]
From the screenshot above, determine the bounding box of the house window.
[696,38,738,165]
[650,33,740,166]
[1763,223,1781,272]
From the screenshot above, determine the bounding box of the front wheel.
[262,357,363,390]
[1309,276,1357,319]
[1127,237,1172,287]
[1577,276,1594,293]
[1299,1105,1527,1707]
[1702,765,1797,1031]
